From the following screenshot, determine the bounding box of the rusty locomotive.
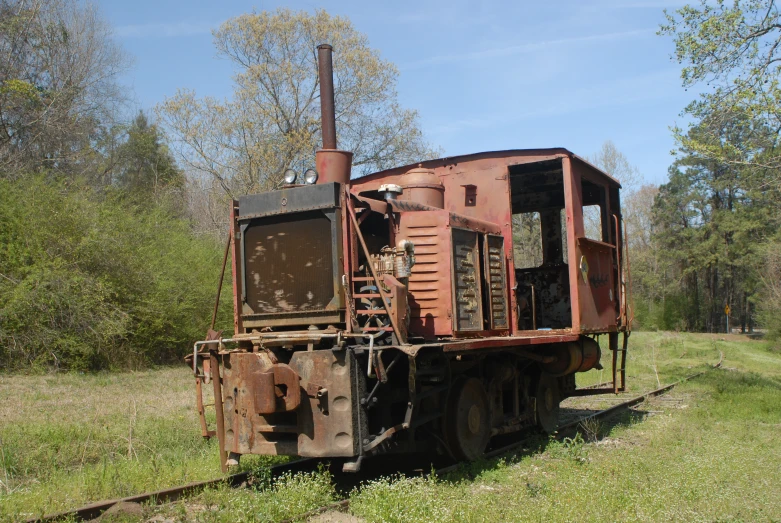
[190,44,631,472]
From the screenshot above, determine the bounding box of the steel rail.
[25,458,320,523]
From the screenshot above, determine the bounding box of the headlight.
[304,168,318,184]
[283,169,297,184]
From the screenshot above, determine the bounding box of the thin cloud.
[396,12,431,23]
[429,68,679,136]
[115,21,214,38]
[402,28,654,70]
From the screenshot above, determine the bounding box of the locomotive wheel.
[535,373,560,433]
[444,377,491,461]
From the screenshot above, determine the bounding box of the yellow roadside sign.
[725,304,730,315]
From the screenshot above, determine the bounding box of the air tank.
[542,338,602,377]
[398,167,445,208]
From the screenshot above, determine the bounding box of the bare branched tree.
[587,140,642,193]
[0,0,129,177]
[157,9,440,199]
[586,140,645,241]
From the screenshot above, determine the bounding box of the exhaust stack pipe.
[315,44,352,185]
[318,44,337,150]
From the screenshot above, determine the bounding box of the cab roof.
[354,148,622,188]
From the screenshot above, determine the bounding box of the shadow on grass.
[440,407,649,483]
[442,368,781,482]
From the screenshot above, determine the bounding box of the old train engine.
[191,45,631,471]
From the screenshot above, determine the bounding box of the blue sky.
[101,0,696,186]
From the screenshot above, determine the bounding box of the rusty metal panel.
[221,353,300,456]
[242,211,335,315]
[220,349,363,458]
[484,235,509,329]
[289,349,362,458]
[398,210,454,339]
[452,228,483,331]
[230,200,242,335]
[237,182,340,219]
[562,156,583,332]
[576,238,617,331]
[350,151,590,336]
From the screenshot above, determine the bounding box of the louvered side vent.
[398,210,454,339]
[452,229,483,331]
[485,235,509,329]
[406,226,441,315]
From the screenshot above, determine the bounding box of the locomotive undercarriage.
[203,335,600,471]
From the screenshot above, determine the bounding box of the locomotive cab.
[190,44,631,472]
[510,157,625,335]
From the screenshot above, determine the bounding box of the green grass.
[1,332,779,522]
[0,368,284,521]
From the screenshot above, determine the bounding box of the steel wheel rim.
[536,373,560,433]
[445,377,490,461]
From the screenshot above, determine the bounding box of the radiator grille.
[243,212,334,314]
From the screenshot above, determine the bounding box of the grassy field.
[1,332,779,522]
[0,367,282,521]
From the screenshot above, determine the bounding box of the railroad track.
[28,353,722,523]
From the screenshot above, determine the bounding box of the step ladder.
[612,331,629,394]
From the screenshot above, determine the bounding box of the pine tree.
[113,111,183,196]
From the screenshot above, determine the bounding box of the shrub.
[0,176,230,371]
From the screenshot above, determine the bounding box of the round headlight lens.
[304,168,318,184]
[283,169,297,184]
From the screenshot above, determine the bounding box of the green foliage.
[348,334,781,523]
[0,368,286,519]
[0,0,128,176]
[655,2,781,332]
[112,111,184,196]
[157,8,439,197]
[0,176,230,371]
[660,0,781,180]
[560,433,588,464]
[2,332,778,520]
[511,212,543,269]
[194,470,336,523]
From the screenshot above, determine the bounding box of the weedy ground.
[1,332,780,522]
[0,367,284,521]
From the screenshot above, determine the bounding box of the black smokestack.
[317,44,337,150]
